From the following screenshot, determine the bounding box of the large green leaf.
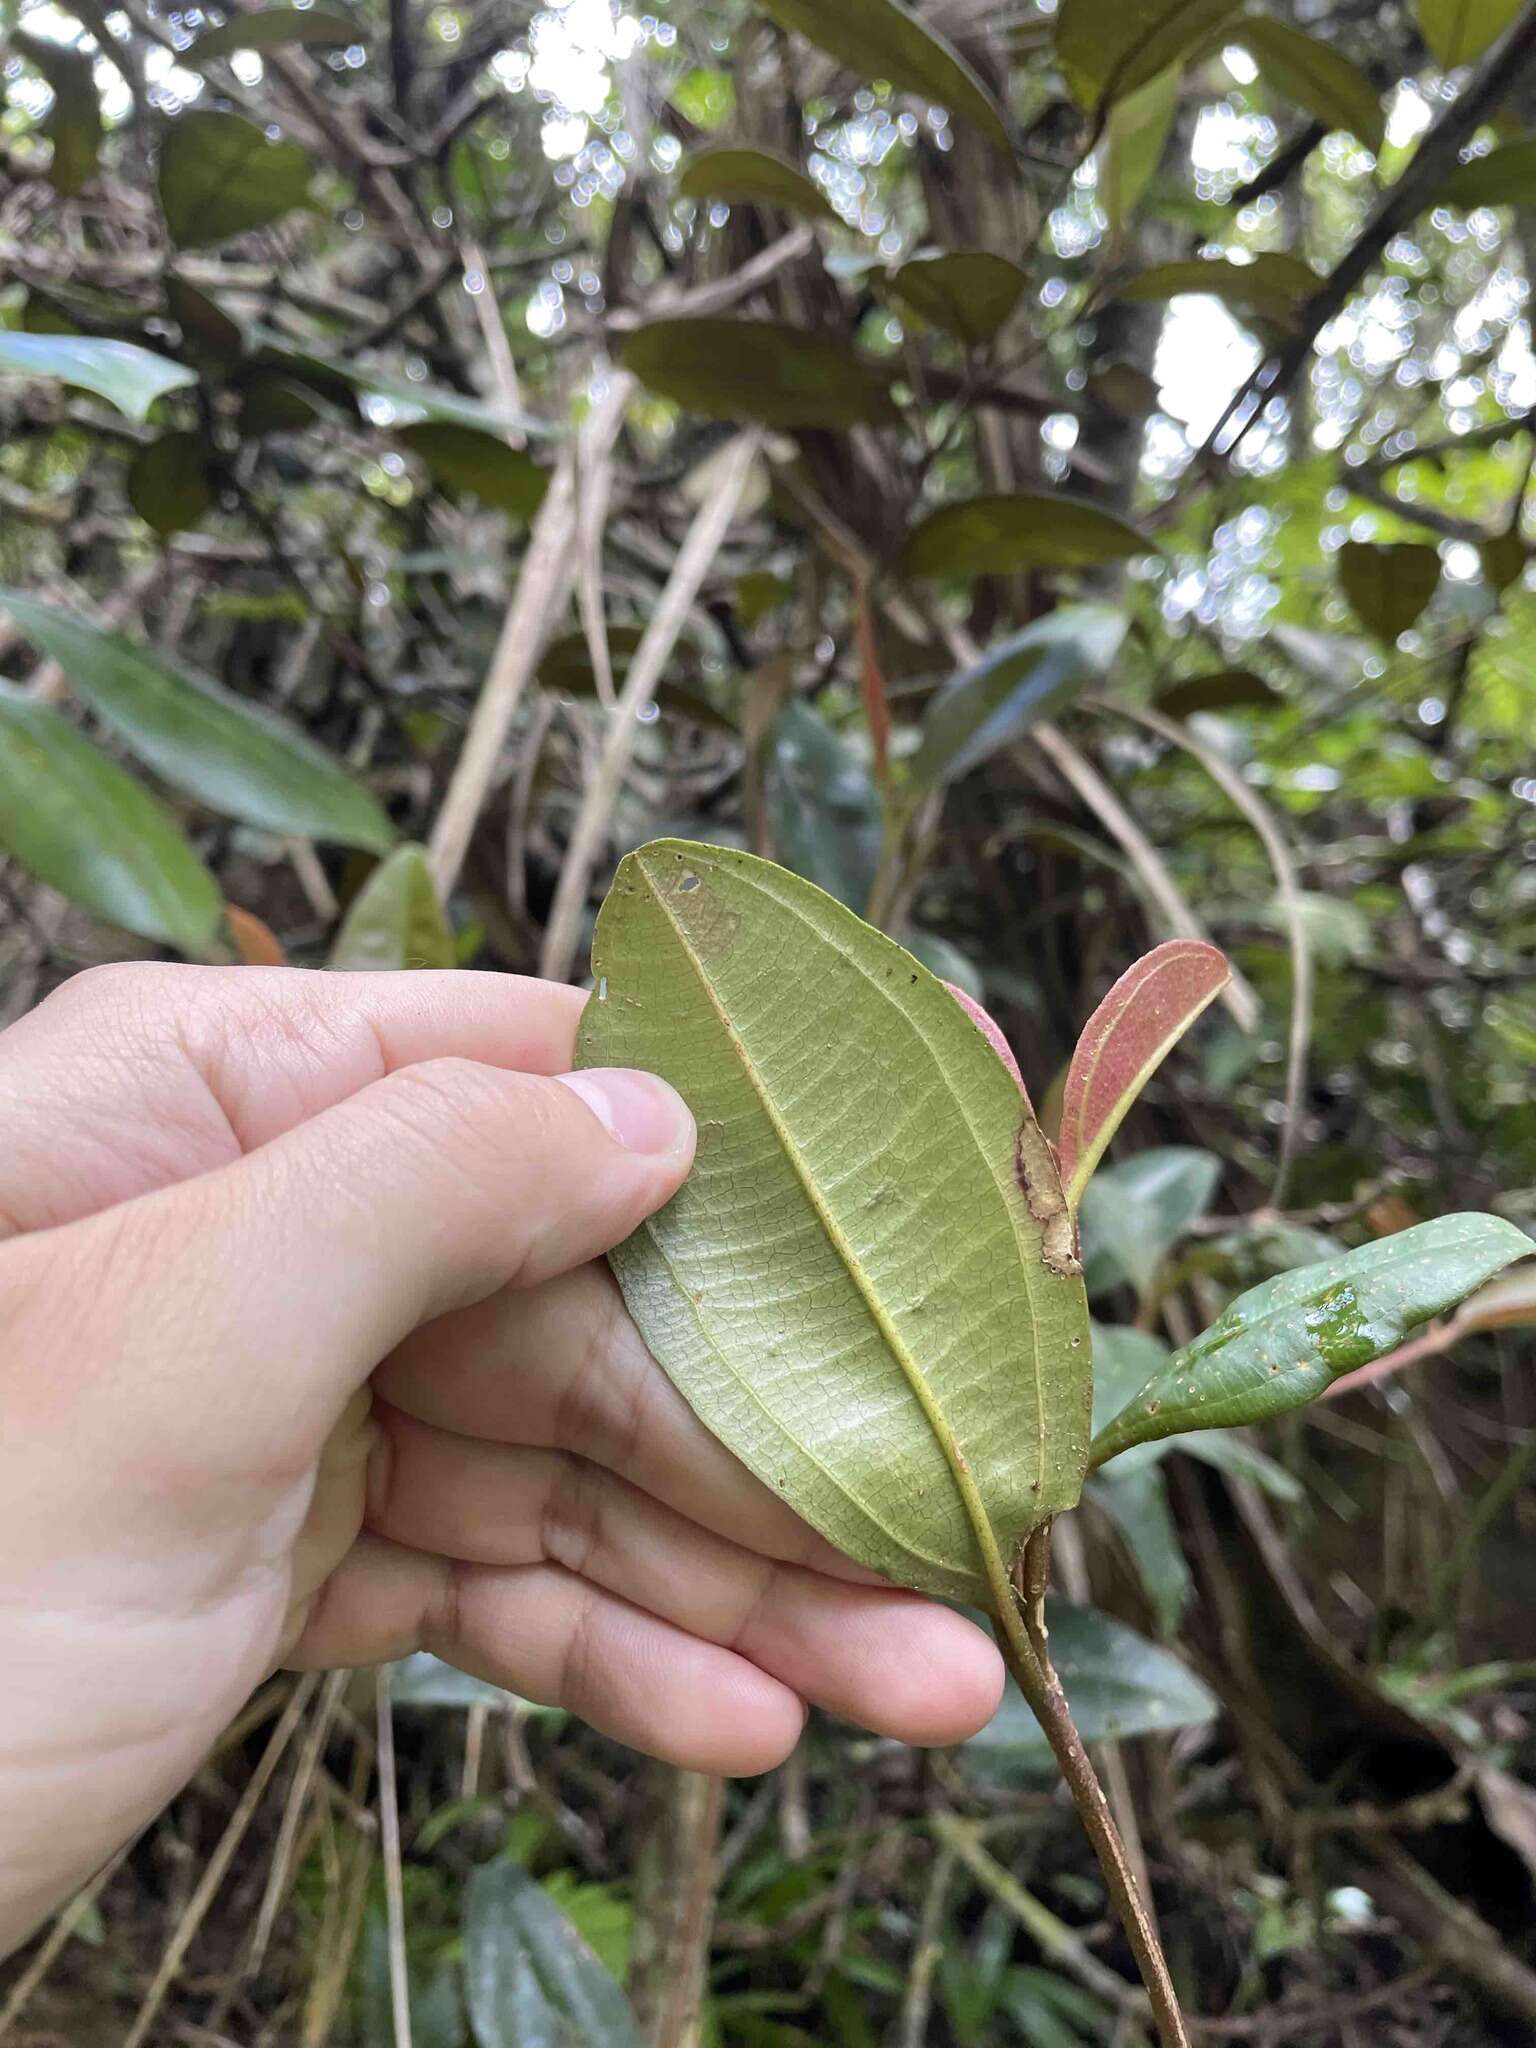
[1089,1462,1191,1634]
[577,841,1093,1602]
[1231,18,1384,151]
[757,0,1011,152]
[127,429,215,537]
[158,111,313,249]
[619,318,894,429]
[1117,253,1319,328]
[0,589,393,852]
[463,1859,639,2048]
[908,606,1127,792]
[1090,1216,1533,1467]
[1338,540,1440,642]
[14,29,103,196]
[963,1600,1217,1777]
[1443,138,1536,207]
[1079,1146,1221,1299]
[190,6,362,58]
[396,423,548,520]
[1089,1322,1301,1499]
[677,146,836,220]
[889,252,1028,348]
[1056,0,1240,111]
[1417,0,1523,67]
[0,331,196,422]
[899,494,1151,580]
[329,845,455,969]
[0,684,220,955]
[1098,67,1180,226]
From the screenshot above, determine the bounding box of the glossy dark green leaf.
[127,429,214,536]
[1090,1322,1301,1499]
[1090,1215,1533,1467]
[158,111,313,249]
[330,846,454,969]
[463,1859,640,2048]
[620,318,894,429]
[0,589,393,851]
[889,252,1028,348]
[0,683,220,955]
[899,494,1151,580]
[237,369,337,434]
[190,6,362,59]
[677,146,836,220]
[766,699,881,908]
[0,331,196,421]
[1233,18,1383,150]
[964,1600,1217,1777]
[165,275,245,376]
[1338,539,1440,642]
[1155,669,1282,717]
[1079,1146,1221,1299]
[908,606,1127,791]
[1417,0,1523,67]
[396,423,548,520]
[577,841,1093,1602]
[1443,137,1536,207]
[1056,0,1240,110]
[14,29,103,196]
[758,0,1011,151]
[1117,253,1319,327]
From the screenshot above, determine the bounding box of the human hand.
[0,964,1003,1953]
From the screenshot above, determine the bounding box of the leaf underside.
[578,840,1092,1600]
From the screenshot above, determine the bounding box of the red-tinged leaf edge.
[944,980,1028,1097]
[1057,940,1231,1209]
[225,902,286,965]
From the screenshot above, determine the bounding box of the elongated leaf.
[1156,669,1282,717]
[889,252,1027,348]
[250,335,552,437]
[330,845,454,969]
[1099,66,1179,226]
[577,841,1092,1601]
[1338,539,1440,642]
[766,700,882,908]
[910,607,1127,791]
[225,903,286,965]
[158,111,313,249]
[620,318,894,429]
[396,423,548,520]
[0,331,196,421]
[1233,18,1384,150]
[1091,1322,1301,1498]
[964,1600,1217,1777]
[900,494,1151,581]
[464,1859,640,2048]
[15,29,102,196]
[1417,0,1523,67]
[0,589,393,851]
[1443,137,1536,207]
[0,684,220,954]
[758,0,1011,152]
[166,276,245,375]
[190,6,361,59]
[127,429,214,536]
[1090,1215,1532,1468]
[677,146,836,219]
[1117,253,1319,327]
[1056,0,1240,110]
[1079,1146,1221,1300]
[1058,941,1231,1206]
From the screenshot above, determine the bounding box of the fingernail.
[555,1068,694,1155]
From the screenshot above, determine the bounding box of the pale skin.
[0,964,1005,1956]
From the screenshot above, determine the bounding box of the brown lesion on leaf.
[1015,1115,1082,1278]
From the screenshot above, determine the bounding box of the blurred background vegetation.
[2,0,1535,2039]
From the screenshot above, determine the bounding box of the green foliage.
[463,1860,640,2048]
[620,319,894,428]
[898,495,1151,579]
[0,331,196,420]
[188,6,362,58]
[677,148,836,220]
[756,0,1011,151]
[888,252,1028,347]
[330,846,455,969]
[157,111,314,249]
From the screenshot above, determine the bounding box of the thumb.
[6,1059,693,1473]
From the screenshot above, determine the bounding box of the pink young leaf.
[1057,940,1231,1209]
[943,980,1027,1097]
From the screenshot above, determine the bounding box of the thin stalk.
[987,1525,1191,2048]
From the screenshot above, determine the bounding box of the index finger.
[0,963,589,1235]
